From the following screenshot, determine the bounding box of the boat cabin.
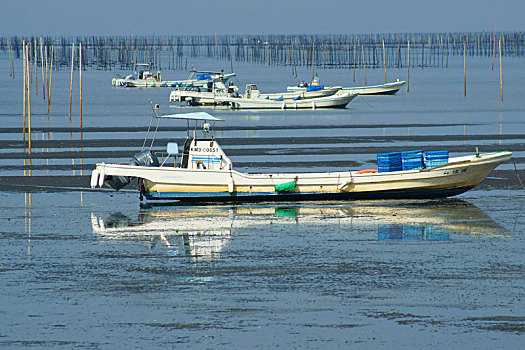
[245,84,261,98]
[135,63,161,81]
[153,112,232,171]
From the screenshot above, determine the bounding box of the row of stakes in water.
[377,150,449,173]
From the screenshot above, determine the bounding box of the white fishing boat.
[242,84,341,100]
[287,75,406,95]
[169,83,340,107]
[221,91,357,110]
[337,79,406,95]
[112,65,236,88]
[90,110,512,204]
[169,79,238,106]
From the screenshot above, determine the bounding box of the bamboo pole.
[492,22,496,71]
[23,42,26,142]
[9,45,12,77]
[79,42,83,128]
[69,43,75,122]
[47,46,54,113]
[45,46,49,101]
[228,45,233,73]
[499,37,503,102]
[40,40,45,99]
[463,40,466,97]
[34,40,37,85]
[27,45,31,155]
[11,44,15,79]
[353,44,356,83]
[28,43,32,83]
[397,25,400,68]
[407,40,410,93]
[34,42,38,96]
[362,45,366,86]
[311,41,315,81]
[382,38,387,83]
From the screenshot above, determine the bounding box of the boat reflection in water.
[91,208,235,262]
[91,199,508,260]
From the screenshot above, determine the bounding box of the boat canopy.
[154,112,223,121]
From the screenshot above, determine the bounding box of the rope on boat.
[511,158,525,191]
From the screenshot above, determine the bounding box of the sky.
[1,0,523,36]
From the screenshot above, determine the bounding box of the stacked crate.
[377,152,402,173]
[424,151,449,168]
[401,150,424,170]
[377,150,449,172]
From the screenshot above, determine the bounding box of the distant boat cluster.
[112,63,405,110]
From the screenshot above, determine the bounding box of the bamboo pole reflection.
[25,192,32,258]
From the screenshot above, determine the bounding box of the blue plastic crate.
[377,152,402,173]
[401,150,423,170]
[424,151,449,168]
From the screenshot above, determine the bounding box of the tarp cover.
[275,181,296,192]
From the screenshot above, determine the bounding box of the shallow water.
[0,52,524,348]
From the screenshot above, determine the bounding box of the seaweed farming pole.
[353,44,356,82]
[34,41,37,96]
[22,42,26,143]
[69,43,75,122]
[40,39,45,100]
[8,44,12,77]
[499,36,503,102]
[492,23,497,70]
[45,45,49,102]
[362,45,366,86]
[382,38,386,83]
[47,46,53,113]
[463,40,467,97]
[79,42,83,128]
[27,44,31,155]
[312,41,315,80]
[397,26,401,68]
[407,40,410,93]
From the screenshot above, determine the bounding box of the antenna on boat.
[142,102,161,151]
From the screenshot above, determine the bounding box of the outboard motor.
[104,151,159,191]
[133,150,159,167]
[105,174,131,190]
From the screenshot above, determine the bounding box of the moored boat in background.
[113,65,236,88]
[288,75,406,95]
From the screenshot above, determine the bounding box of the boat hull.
[222,93,357,109]
[338,81,406,95]
[288,81,406,95]
[143,185,475,203]
[91,151,511,204]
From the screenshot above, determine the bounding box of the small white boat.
[112,65,236,88]
[169,78,238,106]
[221,91,357,110]
[287,75,406,95]
[337,80,406,95]
[243,84,341,100]
[90,110,512,204]
[170,83,340,107]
